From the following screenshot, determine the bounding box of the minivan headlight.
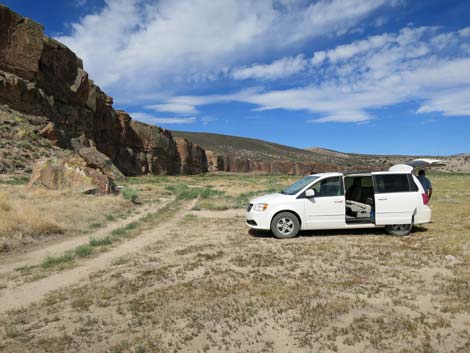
[253,203,268,212]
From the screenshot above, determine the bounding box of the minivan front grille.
[247,203,253,212]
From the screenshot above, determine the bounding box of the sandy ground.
[0,174,469,353]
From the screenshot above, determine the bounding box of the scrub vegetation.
[0,173,469,353]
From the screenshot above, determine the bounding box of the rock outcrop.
[0,5,205,177]
[28,155,113,194]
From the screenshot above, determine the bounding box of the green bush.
[122,188,139,203]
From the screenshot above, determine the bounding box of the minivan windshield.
[280,176,319,195]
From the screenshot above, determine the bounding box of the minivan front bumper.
[245,204,271,230]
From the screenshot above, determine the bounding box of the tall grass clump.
[0,192,63,250]
[122,188,139,203]
[41,252,74,269]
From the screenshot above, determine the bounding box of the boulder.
[28,155,113,194]
[76,146,125,181]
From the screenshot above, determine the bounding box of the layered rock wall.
[205,151,357,174]
[0,5,210,176]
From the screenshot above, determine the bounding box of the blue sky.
[3,0,470,155]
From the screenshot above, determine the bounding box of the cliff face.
[0,5,207,176]
[205,151,364,174]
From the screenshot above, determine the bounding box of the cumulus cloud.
[58,0,392,93]
[155,26,470,122]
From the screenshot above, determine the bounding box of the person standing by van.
[417,170,432,200]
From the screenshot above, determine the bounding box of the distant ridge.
[172,131,470,173]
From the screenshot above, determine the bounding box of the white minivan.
[246,159,444,238]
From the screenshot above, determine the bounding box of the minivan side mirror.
[305,189,315,198]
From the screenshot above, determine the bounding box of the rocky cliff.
[0,5,207,176]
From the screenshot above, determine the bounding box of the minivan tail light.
[422,193,429,205]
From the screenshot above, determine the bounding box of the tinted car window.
[374,174,411,193]
[311,177,343,197]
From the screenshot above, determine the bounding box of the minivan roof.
[311,172,343,178]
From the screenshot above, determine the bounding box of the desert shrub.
[122,188,139,203]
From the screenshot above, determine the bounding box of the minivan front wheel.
[385,224,412,236]
[271,212,300,239]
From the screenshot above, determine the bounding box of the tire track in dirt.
[0,200,195,314]
[0,199,172,276]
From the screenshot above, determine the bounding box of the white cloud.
[232,55,307,80]
[130,112,197,124]
[309,111,373,123]
[155,26,470,122]
[417,89,470,117]
[145,103,198,115]
[58,0,392,93]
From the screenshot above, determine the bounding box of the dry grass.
[0,185,132,252]
[0,192,62,250]
[0,173,469,353]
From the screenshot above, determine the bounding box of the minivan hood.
[249,192,293,205]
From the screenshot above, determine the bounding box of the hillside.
[172,131,331,162]
[171,131,380,168]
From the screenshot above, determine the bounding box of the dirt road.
[0,200,193,314]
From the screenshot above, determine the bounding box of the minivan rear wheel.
[385,224,412,236]
[271,212,300,239]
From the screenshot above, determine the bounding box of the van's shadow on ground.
[248,226,428,239]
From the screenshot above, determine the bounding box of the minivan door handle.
[378,197,387,201]
[334,200,343,203]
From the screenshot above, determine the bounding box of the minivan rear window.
[374,174,412,193]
